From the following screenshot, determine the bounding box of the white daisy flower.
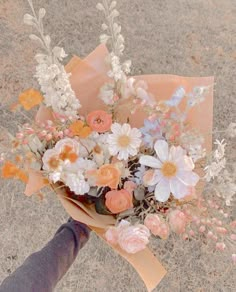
[140,140,199,202]
[108,123,142,161]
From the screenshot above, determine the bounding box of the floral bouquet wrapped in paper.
[1,0,235,291]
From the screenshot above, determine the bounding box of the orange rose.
[96,164,121,189]
[105,189,133,214]
[87,110,112,133]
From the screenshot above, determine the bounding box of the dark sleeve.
[0,220,90,292]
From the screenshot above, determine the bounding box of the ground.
[0,0,235,291]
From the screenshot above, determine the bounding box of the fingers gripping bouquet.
[1,0,236,290]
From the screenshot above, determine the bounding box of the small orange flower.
[69,120,92,138]
[1,161,28,183]
[59,145,78,163]
[96,164,121,189]
[105,189,133,214]
[87,110,112,133]
[19,89,43,111]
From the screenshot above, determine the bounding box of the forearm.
[0,220,90,292]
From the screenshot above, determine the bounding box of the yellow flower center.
[161,161,177,177]
[118,135,130,147]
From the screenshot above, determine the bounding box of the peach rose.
[105,189,133,214]
[144,214,169,239]
[87,110,112,133]
[118,221,150,254]
[96,164,121,189]
[168,209,188,234]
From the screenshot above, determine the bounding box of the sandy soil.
[0,0,235,291]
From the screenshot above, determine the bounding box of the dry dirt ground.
[0,0,236,291]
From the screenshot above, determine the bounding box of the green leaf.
[95,193,112,215]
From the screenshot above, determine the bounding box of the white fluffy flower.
[35,51,81,118]
[121,78,156,106]
[62,158,97,195]
[108,54,125,82]
[64,172,90,195]
[54,138,80,156]
[24,4,81,117]
[140,140,199,202]
[108,123,142,160]
[91,133,111,166]
[42,148,61,172]
[42,139,97,194]
[99,83,116,105]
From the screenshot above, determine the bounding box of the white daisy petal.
[154,140,169,162]
[131,128,142,138]
[154,178,171,202]
[121,123,131,135]
[147,169,163,186]
[169,145,186,161]
[111,123,121,134]
[108,146,118,156]
[140,155,162,168]
[170,177,189,199]
[118,150,128,161]
[177,170,199,186]
[127,146,138,156]
[175,156,194,171]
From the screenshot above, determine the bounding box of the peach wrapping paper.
[25,44,214,292]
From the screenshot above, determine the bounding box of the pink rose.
[118,221,150,254]
[124,181,137,194]
[144,214,169,239]
[168,209,188,234]
[105,220,150,254]
[105,228,119,245]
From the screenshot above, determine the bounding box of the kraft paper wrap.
[25,44,214,292]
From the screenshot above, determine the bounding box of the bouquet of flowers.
[1,0,235,290]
